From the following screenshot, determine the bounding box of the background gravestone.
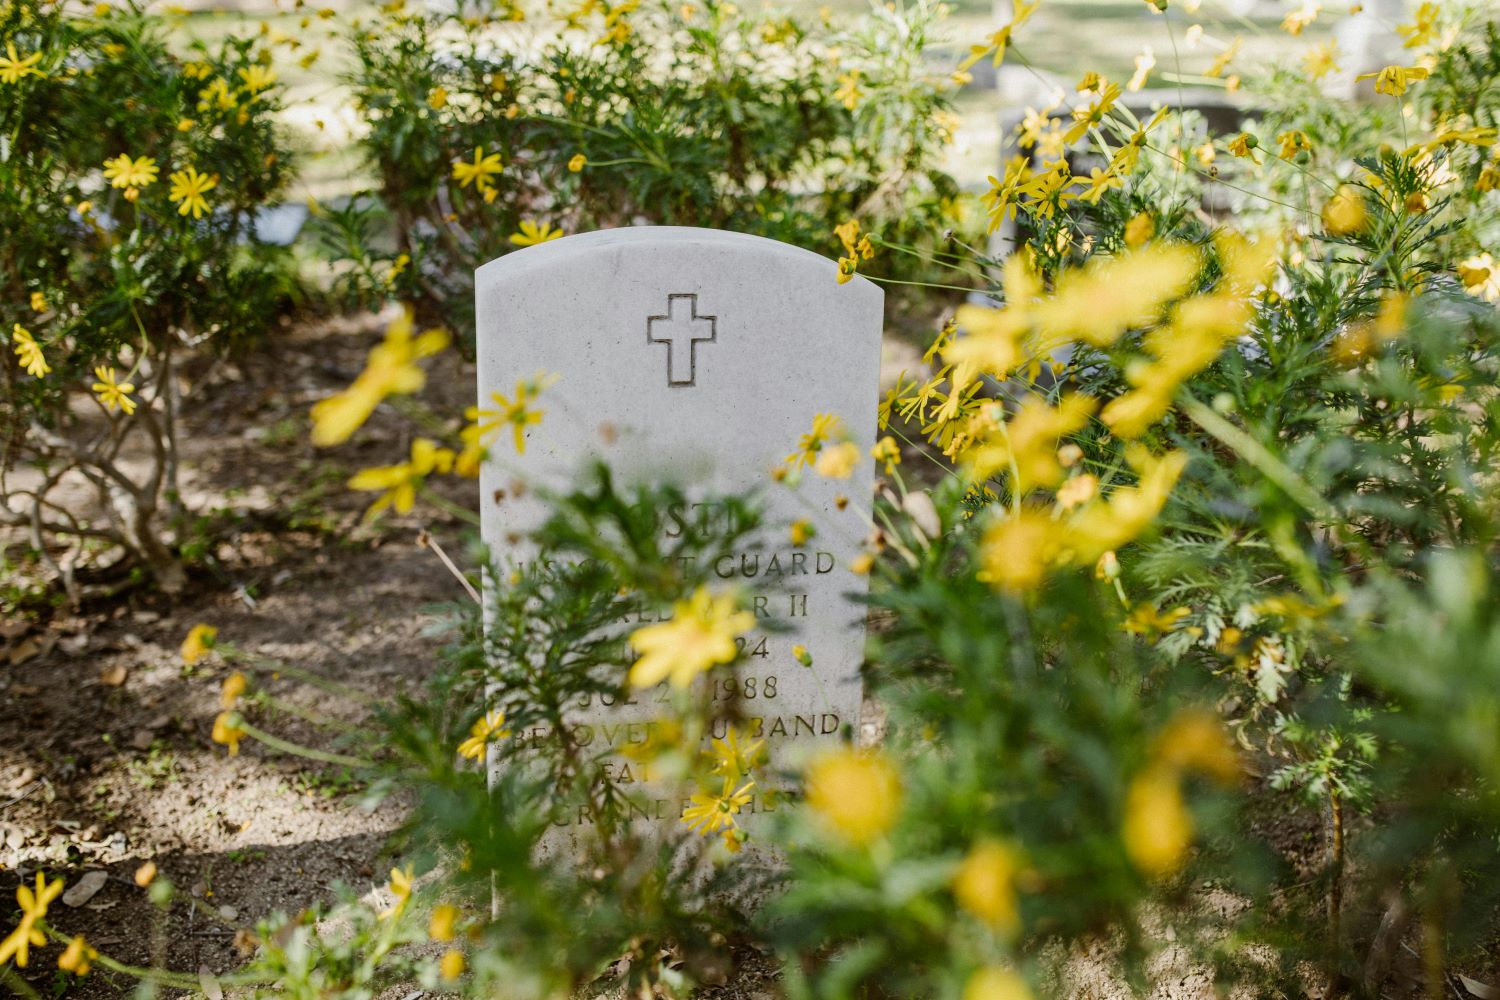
[475,226,883,841]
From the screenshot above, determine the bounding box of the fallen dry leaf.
[99,664,129,686]
[61,870,109,907]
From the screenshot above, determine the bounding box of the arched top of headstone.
[477,225,882,310]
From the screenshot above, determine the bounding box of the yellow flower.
[1322,184,1367,236]
[1226,132,1260,162]
[1276,129,1311,159]
[457,709,509,760]
[0,873,63,968]
[134,862,157,887]
[568,153,587,172]
[429,903,459,941]
[1065,449,1187,561]
[0,43,45,84]
[427,86,448,109]
[870,435,901,474]
[1064,82,1121,145]
[1055,473,1097,511]
[1396,2,1439,49]
[786,413,844,468]
[1122,765,1191,878]
[790,518,814,546]
[310,308,449,446]
[467,375,549,454]
[220,670,247,708]
[628,586,754,689]
[347,438,456,521]
[380,866,413,920]
[850,552,874,575]
[1280,0,1318,36]
[12,325,49,378]
[440,948,465,980]
[1124,602,1189,643]
[168,165,217,219]
[1356,64,1430,97]
[957,0,1039,70]
[963,965,1035,1000]
[814,440,860,479]
[92,366,138,415]
[383,253,410,287]
[181,624,219,665]
[1457,254,1498,303]
[708,724,766,783]
[682,777,754,836]
[508,220,564,247]
[954,839,1022,935]
[1205,37,1240,79]
[804,747,901,845]
[1123,211,1154,248]
[1126,46,1154,91]
[1032,243,1200,348]
[211,712,245,755]
[1153,709,1240,784]
[834,69,862,110]
[978,509,1058,593]
[1304,41,1339,81]
[29,292,47,312]
[452,145,503,192]
[58,934,97,975]
[792,644,812,666]
[238,64,277,93]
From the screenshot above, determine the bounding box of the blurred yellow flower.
[0,43,45,84]
[429,903,459,941]
[963,966,1034,1000]
[682,777,754,836]
[834,69,862,110]
[1276,129,1311,159]
[1123,211,1154,248]
[457,709,509,760]
[452,146,503,192]
[182,626,220,667]
[568,153,587,172]
[58,934,97,975]
[211,711,245,755]
[786,412,844,468]
[427,86,448,109]
[805,747,902,845]
[168,165,217,219]
[814,440,860,479]
[1459,254,1499,303]
[1280,0,1318,35]
[953,839,1022,934]
[310,308,449,446]
[709,724,766,782]
[1396,2,1438,49]
[978,508,1057,593]
[92,365,138,415]
[347,438,456,520]
[790,518,814,546]
[12,325,49,378]
[239,65,277,93]
[440,949,464,980]
[628,586,754,689]
[1122,765,1191,877]
[0,872,62,967]
[29,292,47,312]
[220,670,247,708]
[1304,41,1339,81]
[1322,184,1367,236]
[509,220,564,246]
[380,866,413,919]
[1153,709,1241,783]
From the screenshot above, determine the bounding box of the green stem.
[1178,393,1336,521]
[232,716,374,769]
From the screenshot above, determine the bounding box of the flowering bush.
[0,0,295,598]
[319,0,964,338]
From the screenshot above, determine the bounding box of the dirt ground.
[1,311,478,997]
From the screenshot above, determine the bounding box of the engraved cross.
[647,293,716,387]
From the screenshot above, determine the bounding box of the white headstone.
[475,226,883,844]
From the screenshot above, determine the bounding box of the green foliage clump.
[0,0,296,596]
[322,0,964,339]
